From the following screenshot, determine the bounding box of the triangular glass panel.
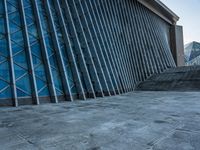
[14,64,26,79]
[17,88,29,97]
[0,39,8,56]
[0,55,6,63]
[45,35,54,48]
[0,79,9,90]
[13,51,28,69]
[28,33,37,45]
[9,22,21,33]
[38,86,49,96]
[7,1,18,7]
[35,64,47,81]
[25,15,34,26]
[49,55,57,68]
[23,0,31,7]
[0,19,5,33]
[71,86,77,94]
[56,89,64,96]
[67,68,73,79]
[11,30,24,43]
[46,46,54,56]
[16,74,31,94]
[11,42,23,54]
[31,42,41,58]
[0,33,4,40]
[36,77,46,91]
[7,2,17,13]
[28,24,38,37]
[32,54,41,67]
[0,61,10,81]
[9,12,21,26]
[24,6,34,18]
[0,86,11,99]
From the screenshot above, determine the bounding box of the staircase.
[136,66,200,91]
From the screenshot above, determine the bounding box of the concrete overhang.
[137,0,179,25]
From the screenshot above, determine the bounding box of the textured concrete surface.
[136,66,200,91]
[1,91,200,150]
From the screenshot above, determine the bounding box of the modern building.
[0,0,184,106]
[185,41,200,65]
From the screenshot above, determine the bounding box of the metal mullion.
[133,1,157,75]
[150,11,175,68]
[19,0,39,104]
[107,0,134,91]
[112,0,137,90]
[125,1,145,82]
[111,0,136,90]
[91,0,123,93]
[61,0,98,98]
[80,0,119,95]
[147,12,173,67]
[4,0,18,107]
[138,4,162,73]
[130,1,149,81]
[75,0,113,96]
[44,0,73,101]
[76,0,111,96]
[98,0,130,92]
[92,0,125,93]
[100,0,131,92]
[133,2,153,79]
[66,1,104,96]
[31,0,58,103]
[122,0,141,85]
[140,5,166,72]
[68,0,104,97]
[119,0,141,84]
[54,0,86,99]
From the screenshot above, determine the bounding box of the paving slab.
[1,92,200,150]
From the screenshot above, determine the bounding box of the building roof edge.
[137,0,179,25]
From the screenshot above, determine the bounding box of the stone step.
[136,66,200,91]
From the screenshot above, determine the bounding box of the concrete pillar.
[170,25,185,66]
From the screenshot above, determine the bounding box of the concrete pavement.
[1,91,200,150]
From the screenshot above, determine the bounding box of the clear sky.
[161,0,200,44]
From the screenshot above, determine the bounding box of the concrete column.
[170,25,185,66]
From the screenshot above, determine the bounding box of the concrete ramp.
[136,66,200,91]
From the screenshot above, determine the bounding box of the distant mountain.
[185,41,200,65]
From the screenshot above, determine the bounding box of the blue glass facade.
[0,0,177,106]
